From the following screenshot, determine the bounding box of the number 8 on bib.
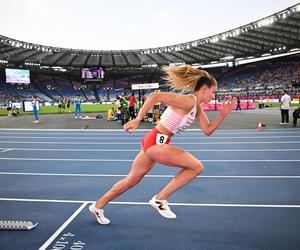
[156,133,168,145]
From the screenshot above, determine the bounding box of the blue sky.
[0,0,299,50]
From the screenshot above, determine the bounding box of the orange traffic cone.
[257,122,264,131]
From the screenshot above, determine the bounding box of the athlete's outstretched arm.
[196,97,236,136]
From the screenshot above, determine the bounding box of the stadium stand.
[0,3,299,107]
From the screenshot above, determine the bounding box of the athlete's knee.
[193,162,204,175]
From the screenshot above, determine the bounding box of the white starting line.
[0,197,300,208]
[1,147,300,152]
[0,171,300,179]
[0,157,299,162]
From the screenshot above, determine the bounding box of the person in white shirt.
[280,90,291,124]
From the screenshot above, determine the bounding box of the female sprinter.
[89,65,236,224]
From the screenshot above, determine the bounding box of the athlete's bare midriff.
[155,123,174,138]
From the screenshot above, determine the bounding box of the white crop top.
[160,95,198,135]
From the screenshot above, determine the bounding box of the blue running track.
[0,128,300,250]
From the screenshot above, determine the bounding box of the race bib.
[156,133,168,145]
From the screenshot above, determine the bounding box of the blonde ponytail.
[162,64,217,92]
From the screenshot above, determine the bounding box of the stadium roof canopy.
[0,3,300,71]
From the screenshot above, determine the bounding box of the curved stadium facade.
[0,3,299,102]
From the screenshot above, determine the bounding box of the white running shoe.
[89,203,110,225]
[149,195,176,219]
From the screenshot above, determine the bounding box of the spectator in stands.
[32,95,39,123]
[292,106,300,127]
[128,92,136,120]
[107,107,115,121]
[280,90,291,124]
[74,94,82,119]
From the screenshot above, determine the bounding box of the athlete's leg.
[95,150,155,209]
[146,144,204,200]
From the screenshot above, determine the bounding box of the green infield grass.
[0,103,115,116]
[1,102,298,116]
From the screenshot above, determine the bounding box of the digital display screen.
[81,67,105,79]
[5,68,30,84]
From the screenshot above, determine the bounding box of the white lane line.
[0,141,300,145]
[1,198,300,208]
[0,157,132,161]
[0,128,141,132]
[6,147,142,152]
[0,172,300,179]
[0,197,86,203]
[0,157,299,162]
[1,135,300,139]
[0,131,299,136]
[168,203,300,208]
[2,147,300,152]
[0,148,12,153]
[0,128,299,132]
[39,202,88,250]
